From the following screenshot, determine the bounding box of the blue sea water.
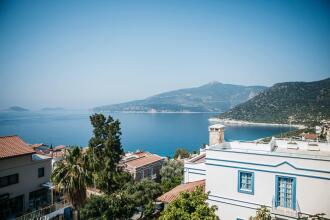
[0,110,293,157]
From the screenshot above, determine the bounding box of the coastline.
[208,118,306,129]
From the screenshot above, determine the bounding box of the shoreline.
[208,118,306,129]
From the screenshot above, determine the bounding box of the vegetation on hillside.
[219,78,330,125]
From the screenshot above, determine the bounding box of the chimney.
[209,124,225,146]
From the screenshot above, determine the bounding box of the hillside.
[94,82,266,113]
[218,78,330,125]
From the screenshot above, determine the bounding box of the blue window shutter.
[292,177,297,210]
[275,175,279,207]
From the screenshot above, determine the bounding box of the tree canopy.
[173,148,190,159]
[88,113,126,194]
[160,159,184,192]
[249,206,272,220]
[159,187,218,220]
[52,147,91,210]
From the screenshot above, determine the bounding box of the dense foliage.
[160,160,184,192]
[219,78,330,125]
[124,179,162,218]
[173,148,190,159]
[88,113,126,194]
[159,187,218,220]
[52,147,91,210]
[80,192,136,220]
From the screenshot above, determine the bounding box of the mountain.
[6,106,29,112]
[94,82,266,113]
[218,78,330,125]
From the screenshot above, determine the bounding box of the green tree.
[159,187,218,220]
[88,113,125,194]
[299,213,326,220]
[174,148,190,159]
[80,192,136,220]
[124,179,162,219]
[160,160,184,192]
[52,147,91,218]
[249,206,272,220]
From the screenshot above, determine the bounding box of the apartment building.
[0,136,52,219]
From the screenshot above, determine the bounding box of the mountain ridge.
[218,78,330,125]
[94,82,267,113]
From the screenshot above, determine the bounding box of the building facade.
[122,151,165,181]
[0,136,52,219]
[184,125,330,220]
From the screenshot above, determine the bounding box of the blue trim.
[205,162,330,180]
[275,175,296,210]
[237,218,244,220]
[206,148,330,162]
[237,170,254,195]
[188,171,206,175]
[184,167,206,172]
[206,158,330,174]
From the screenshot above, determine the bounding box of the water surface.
[0,110,293,156]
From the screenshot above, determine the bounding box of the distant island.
[94,81,266,113]
[215,78,330,125]
[5,106,29,112]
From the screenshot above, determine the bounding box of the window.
[0,174,19,188]
[275,176,296,209]
[38,167,45,178]
[238,170,254,194]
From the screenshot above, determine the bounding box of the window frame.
[38,167,45,178]
[275,175,296,210]
[0,173,19,188]
[237,170,254,195]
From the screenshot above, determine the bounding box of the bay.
[0,110,293,157]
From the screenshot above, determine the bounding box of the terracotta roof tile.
[124,153,164,168]
[0,135,35,159]
[157,180,205,203]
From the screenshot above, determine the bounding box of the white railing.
[16,201,70,220]
[271,196,300,218]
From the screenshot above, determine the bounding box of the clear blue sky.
[0,0,329,109]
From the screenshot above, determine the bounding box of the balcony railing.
[16,200,70,220]
[271,196,300,218]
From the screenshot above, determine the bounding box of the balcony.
[271,196,300,219]
[16,200,70,220]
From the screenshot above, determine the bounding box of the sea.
[0,110,293,157]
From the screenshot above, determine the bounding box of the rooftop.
[0,135,35,159]
[157,180,205,203]
[208,138,330,159]
[123,151,164,169]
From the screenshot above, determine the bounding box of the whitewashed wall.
[205,148,330,220]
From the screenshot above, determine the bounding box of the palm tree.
[52,147,91,219]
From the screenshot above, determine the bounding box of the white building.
[184,124,330,220]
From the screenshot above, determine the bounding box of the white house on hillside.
[184,124,330,220]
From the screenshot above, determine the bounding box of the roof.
[209,124,225,129]
[302,133,318,140]
[157,180,205,203]
[0,135,35,159]
[29,143,45,149]
[124,152,164,168]
[187,153,206,164]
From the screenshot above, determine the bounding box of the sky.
[0,0,329,109]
